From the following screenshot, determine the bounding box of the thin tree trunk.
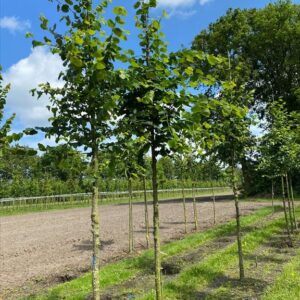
[211,181,216,225]
[271,179,275,213]
[281,176,292,245]
[192,182,199,231]
[231,153,244,280]
[143,176,150,248]
[91,150,100,300]
[181,181,187,234]
[289,175,298,230]
[151,142,162,300]
[285,174,294,233]
[128,178,134,253]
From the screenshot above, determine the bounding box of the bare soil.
[0,198,272,299]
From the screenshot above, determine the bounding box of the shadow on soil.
[72,239,114,251]
[116,195,234,207]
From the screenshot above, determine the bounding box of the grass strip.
[261,248,300,300]
[139,210,295,299]
[25,206,274,300]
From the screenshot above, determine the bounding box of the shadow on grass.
[195,276,269,300]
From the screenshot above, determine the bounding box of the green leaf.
[152,20,160,30]
[87,29,96,35]
[207,54,220,65]
[23,128,38,135]
[96,61,106,70]
[32,40,44,47]
[185,67,194,75]
[38,143,47,152]
[116,16,125,25]
[61,4,69,13]
[70,57,83,68]
[113,28,123,37]
[113,6,128,16]
[75,36,84,45]
[107,19,115,28]
[25,32,34,38]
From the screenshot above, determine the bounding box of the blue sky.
[1,0,299,147]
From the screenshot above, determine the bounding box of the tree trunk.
[281,176,292,245]
[231,153,244,280]
[143,176,150,248]
[271,179,275,213]
[181,181,187,234]
[285,174,294,233]
[211,181,216,225]
[91,150,100,300]
[289,175,298,230]
[128,178,134,253]
[151,143,162,300]
[192,182,199,231]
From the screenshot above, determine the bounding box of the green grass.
[0,188,232,217]
[23,206,273,300]
[261,248,300,300]
[242,196,300,203]
[139,210,297,299]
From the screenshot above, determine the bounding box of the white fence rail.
[0,187,232,209]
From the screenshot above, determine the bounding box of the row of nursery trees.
[0,0,299,299]
[30,1,248,298]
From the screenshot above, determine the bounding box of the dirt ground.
[0,198,272,299]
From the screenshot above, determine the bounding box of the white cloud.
[199,0,214,5]
[0,16,31,33]
[158,0,213,8]
[158,0,213,18]
[3,47,64,128]
[168,9,197,19]
[158,0,196,8]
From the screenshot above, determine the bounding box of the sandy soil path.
[0,198,272,299]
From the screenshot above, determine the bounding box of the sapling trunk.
[271,179,275,213]
[128,178,134,253]
[281,176,292,245]
[289,176,298,230]
[181,181,187,234]
[232,166,245,280]
[143,176,150,248]
[211,181,216,225]
[285,174,294,232]
[91,150,100,300]
[151,142,162,300]
[192,182,199,230]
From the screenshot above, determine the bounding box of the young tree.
[258,100,300,237]
[0,67,23,158]
[31,1,129,298]
[109,137,145,253]
[117,1,211,297]
[190,54,253,280]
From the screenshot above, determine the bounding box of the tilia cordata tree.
[258,100,300,239]
[214,70,252,281]
[189,54,253,280]
[31,1,129,298]
[117,1,200,297]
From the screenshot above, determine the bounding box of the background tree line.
[0,144,228,198]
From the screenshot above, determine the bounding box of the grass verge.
[261,247,300,300]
